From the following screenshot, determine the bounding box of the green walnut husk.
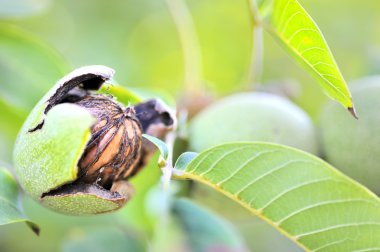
[189,92,317,154]
[13,65,175,215]
[319,76,380,194]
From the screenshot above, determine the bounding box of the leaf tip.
[348,106,358,119]
[27,222,40,236]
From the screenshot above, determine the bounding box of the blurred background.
[1,0,380,251]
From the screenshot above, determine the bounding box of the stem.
[246,0,264,87]
[150,131,178,250]
[160,130,176,190]
[165,0,203,93]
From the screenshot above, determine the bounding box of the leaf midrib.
[266,23,349,105]
[176,171,310,252]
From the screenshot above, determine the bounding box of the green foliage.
[62,227,146,252]
[119,154,161,233]
[172,198,248,252]
[1,0,378,251]
[174,152,198,171]
[189,92,317,154]
[0,97,27,163]
[143,134,169,160]
[0,23,69,163]
[189,184,302,251]
[99,84,143,105]
[0,168,39,234]
[0,23,69,110]
[174,143,380,251]
[319,77,380,195]
[260,0,354,110]
[0,98,26,138]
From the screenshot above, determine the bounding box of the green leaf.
[260,0,354,111]
[98,84,143,105]
[0,23,69,110]
[0,97,26,138]
[142,134,169,160]
[62,227,145,252]
[172,198,248,252]
[173,143,380,251]
[0,97,27,162]
[174,152,198,171]
[0,168,39,235]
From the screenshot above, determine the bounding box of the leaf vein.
[279,11,306,34]
[353,248,380,252]
[197,147,249,177]
[312,238,350,252]
[272,30,348,101]
[259,178,334,212]
[187,151,214,173]
[216,150,277,186]
[275,0,293,31]
[233,159,309,197]
[296,222,380,239]
[299,46,325,56]
[311,61,335,69]
[287,28,319,44]
[277,198,379,225]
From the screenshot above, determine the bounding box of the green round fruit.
[189,92,317,154]
[13,65,175,215]
[13,66,132,215]
[319,76,380,194]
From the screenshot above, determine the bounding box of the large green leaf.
[0,23,65,161]
[0,23,69,110]
[0,168,39,234]
[260,0,354,112]
[173,143,380,251]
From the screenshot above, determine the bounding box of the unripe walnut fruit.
[189,92,317,154]
[13,66,175,215]
[319,76,380,194]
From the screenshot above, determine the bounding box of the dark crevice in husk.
[45,74,107,115]
[29,73,109,133]
[40,181,129,202]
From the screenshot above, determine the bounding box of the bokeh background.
[1,0,380,251]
